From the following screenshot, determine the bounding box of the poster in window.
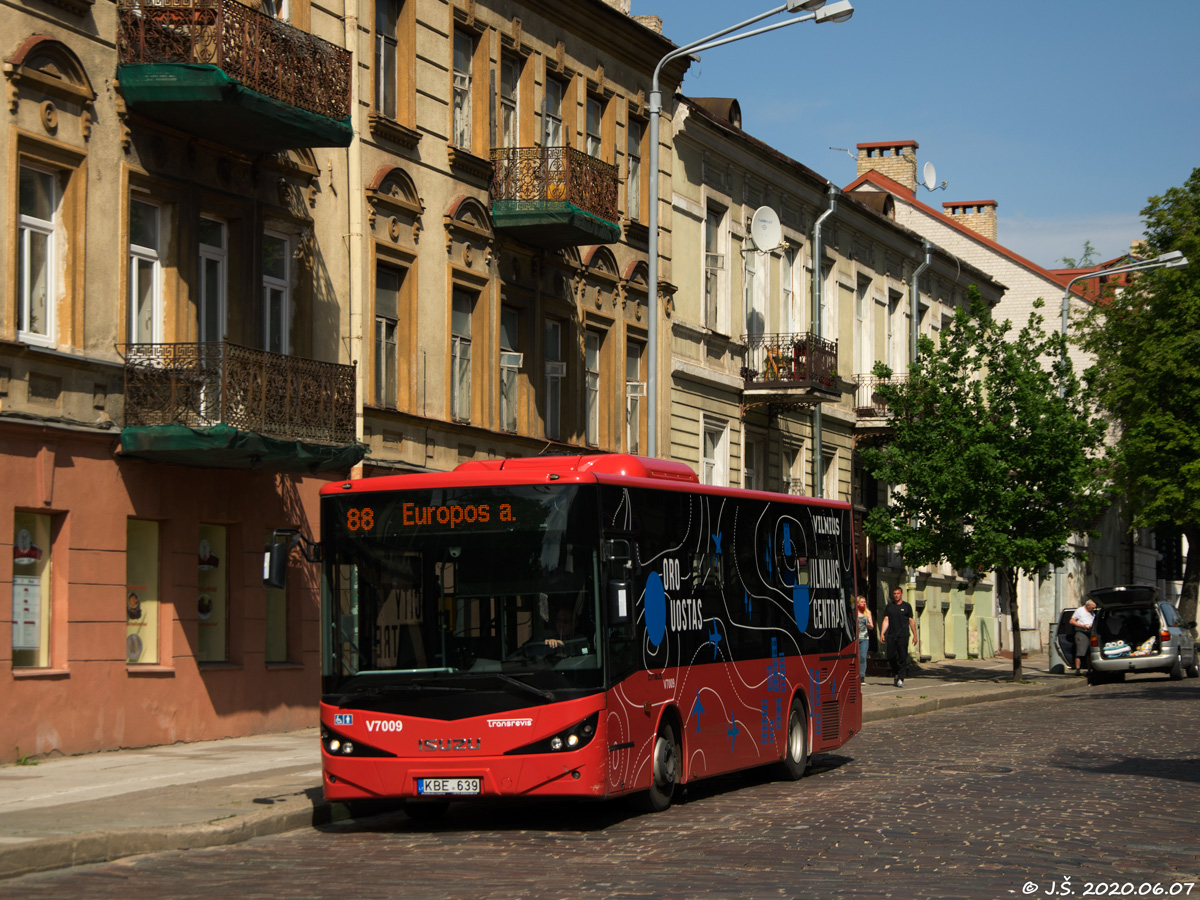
[12,575,40,651]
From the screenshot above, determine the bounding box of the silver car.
[1087,585,1199,685]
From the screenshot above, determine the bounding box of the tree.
[860,288,1107,681]
[1060,239,1099,269]
[1078,168,1200,636]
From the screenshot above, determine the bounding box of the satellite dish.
[923,161,938,191]
[750,206,782,252]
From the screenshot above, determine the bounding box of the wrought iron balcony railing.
[117,0,351,122]
[740,332,839,394]
[853,373,909,420]
[490,146,619,224]
[124,342,356,445]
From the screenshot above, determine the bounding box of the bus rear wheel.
[773,699,808,781]
[637,721,680,812]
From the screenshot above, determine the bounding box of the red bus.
[301,454,861,817]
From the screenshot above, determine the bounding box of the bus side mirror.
[263,542,289,589]
[609,579,631,625]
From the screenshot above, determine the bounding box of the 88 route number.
[346,507,375,532]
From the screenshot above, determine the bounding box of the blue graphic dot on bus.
[792,583,810,631]
[645,571,667,647]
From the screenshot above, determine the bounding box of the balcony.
[489,147,621,249]
[116,0,352,153]
[121,342,363,473]
[740,332,841,411]
[853,373,908,432]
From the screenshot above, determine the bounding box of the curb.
[862,677,1080,724]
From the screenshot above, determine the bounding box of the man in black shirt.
[880,587,919,687]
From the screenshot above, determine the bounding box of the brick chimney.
[601,0,631,13]
[856,141,919,193]
[942,200,998,242]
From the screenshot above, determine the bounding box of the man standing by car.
[1069,598,1097,674]
[881,587,919,687]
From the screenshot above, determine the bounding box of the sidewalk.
[0,656,1081,880]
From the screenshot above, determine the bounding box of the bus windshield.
[321,484,603,698]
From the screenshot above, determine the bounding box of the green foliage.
[1061,239,1099,269]
[861,287,1107,585]
[1079,168,1200,532]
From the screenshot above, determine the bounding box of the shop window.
[262,231,290,354]
[544,318,564,440]
[17,166,58,347]
[264,528,288,663]
[197,524,228,662]
[12,512,53,669]
[499,306,521,433]
[125,519,161,665]
[128,198,162,344]
[451,289,474,422]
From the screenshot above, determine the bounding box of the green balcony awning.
[491,200,621,249]
[117,64,353,152]
[120,424,366,474]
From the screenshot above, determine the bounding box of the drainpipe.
[345,0,364,477]
[910,240,933,366]
[811,185,837,498]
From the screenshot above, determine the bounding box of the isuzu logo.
[418,738,481,752]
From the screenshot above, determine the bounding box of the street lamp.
[1060,249,1189,337]
[645,0,855,457]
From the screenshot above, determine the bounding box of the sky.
[630,0,1200,270]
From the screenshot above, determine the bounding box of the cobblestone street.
[6,677,1198,900]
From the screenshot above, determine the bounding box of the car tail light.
[1090,634,1099,647]
[1161,630,1172,642]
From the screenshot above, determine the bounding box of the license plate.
[417,777,480,796]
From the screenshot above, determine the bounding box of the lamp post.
[1060,249,1188,339]
[645,0,855,457]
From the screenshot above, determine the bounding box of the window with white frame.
[500,306,521,433]
[375,264,403,408]
[781,246,797,334]
[822,445,839,500]
[500,55,520,149]
[886,289,901,370]
[128,198,161,344]
[452,31,473,150]
[744,438,761,490]
[626,120,643,221]
[198,216,226,344]
[543,78,564,147]
[17,165,58,347]
[262,231,290,354]
[451,289,474,422]
[856,274,872,376]
[702,419,728,486]
[586,96,602,158]
[625,341,644,454]
[704,204,726,332]
[745,246,765,337]
[820,262,837,342]
[585,330,601,446]
[375,0,400,120]
[544,318,564,440]
[784,444,804,495]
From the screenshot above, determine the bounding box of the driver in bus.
[545,602,588,655]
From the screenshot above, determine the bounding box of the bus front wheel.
[638,721,680,812]
[773,699,808,781]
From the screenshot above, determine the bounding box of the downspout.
[910,240,933,366]
[345,0,364,477]
[811,185,837,498]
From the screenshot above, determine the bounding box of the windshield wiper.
[493,673,555,703]
[335,682,468,704]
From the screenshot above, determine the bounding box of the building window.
[451,289,474,422]
[128,198,161,344]
[264,528,288,663]
[198,216,226,344]
[856,274,871,376]
[499,306,521,433]
[585,330,601,446]
[822,446,839,500]
[261,0,289,19]
[745,246,763,337]
[262,231,290,354]
[544,318,564,440]
[625,341,644,455]
[626,119,643,221]
[12,512,53,669]
[704,204,726,333]
[887,289,901,370]
[17,166,57,347]
[702,419,728,487]
[785,444,804,495]
[125,519,160,666]
[500,56,520,149]
[586,96,602,157]
[197,524,228,663]
[375,264,403,408]
[544,78,564,147]
[452,30,473,150]
[782,246,800,333]
[375,0,400,120]
[744,438,761,490]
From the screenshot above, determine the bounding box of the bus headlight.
[506,712,600,755]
